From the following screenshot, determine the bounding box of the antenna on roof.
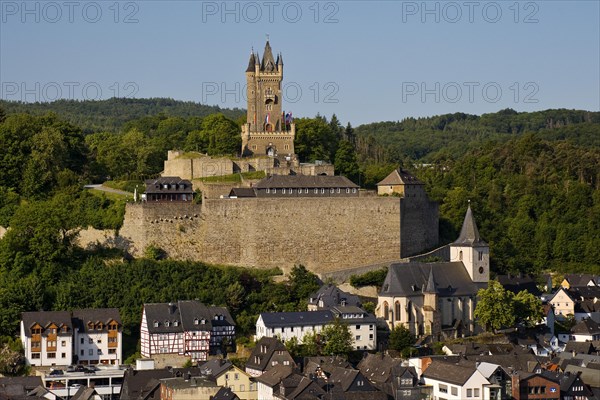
[266,33,270,42]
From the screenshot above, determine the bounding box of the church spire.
[453,204,487,247]
[424,267,437,293]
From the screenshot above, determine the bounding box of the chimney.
[511,372,520,400]
[168,303,176,315]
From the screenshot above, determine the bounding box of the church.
[376,205,489,340]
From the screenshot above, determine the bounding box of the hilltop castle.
[163,40,333,181]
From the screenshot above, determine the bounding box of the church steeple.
[454,204,487,247]
[450,204,489,284]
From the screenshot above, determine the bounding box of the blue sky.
[1,0,599,125]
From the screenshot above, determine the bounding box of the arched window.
[407,301,412,322]
[395,301,401,322]
[383,302,389,320]
[459,250,463,261]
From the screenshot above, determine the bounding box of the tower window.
[478,251,483,261]
[459,250,463,261]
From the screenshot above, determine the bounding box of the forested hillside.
[0,102,598,355]
[0,98,245,134]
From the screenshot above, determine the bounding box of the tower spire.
[424,267,437,293]
[453,204,487,246]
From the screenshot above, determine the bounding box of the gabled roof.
[245,337,294,372]
[376,169,423,186]
[21,311,72,336]
[564,341,595,355]
[71,386,98,400]
[496,274,542,296]
[229,188,256,198]
[72,308,121,333]
[303,356,352,375]
[564,273,599,288]
[259,310,334,328]
[143,301,234,334]
[571,319,600,335]
[254,364,293,387]
[211,387,240,400]
[357,353,401,385]
[254,175,359,189]
[380,262,480,297]
[286,376,325,399]
[308,284,361,309]
[198,359,233,379]
[120,368,204,400]
[422,360,481,386]
[143,177,193,195]
[452,205,487,247]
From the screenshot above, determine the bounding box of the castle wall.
[116,196,437,274]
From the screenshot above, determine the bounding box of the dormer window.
[165,321,170,327]
[153,321,159,328]
[87,322,94,330]
[163,184,169,189]
[173,321,179,327]
[194,319,199,325]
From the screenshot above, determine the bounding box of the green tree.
[334,140,359,182]
[0,343,27,376]
[474,280,516,331]
[388,324,415,352]
[513,290,544,327]
[322,318,353,356]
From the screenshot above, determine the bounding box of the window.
[439,384,448,393]
[321,188,325,194]
[173,321,179,326]
[240,384,245,392]
[356,325,361,330]
[273,189,276,194]
[47,353,56,359]
[109,349,116,354]
[369,334,373,339]
[97,339,102,344]
[352,188,356,193]
[304,188,308,194]
[357,380,364,386]
[47,341,56,348]
[89,338,93,344]
[154,321,159,328]
[32,341,41,349]
[62,326,68,333]
[225,374,229,380]
[98,349,102,355]
[330,188,334,194]
[451,387,458,396]
[234,373,239,380]
[89,349,93,355]
[81,350,84,356]
[474,388,480,397]
[478,251,483,261]
[403,390,411,396]
[467,389,472,397]
[61,341,66,347]
[266,188,270,194]
[337,188,340,193]
[165,321,170,327]
[282,188,286,194]
[108,337,117,343]
[31,353,41,359]
[369,324,373,330]
[355,335,361,340]
[314,188,318,194]
[31,327,41,335]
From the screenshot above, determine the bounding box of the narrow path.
[84,184,132,197]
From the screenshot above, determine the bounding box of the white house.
[20,309,123,367]
[141,300,235,362]
[72,308,122,365]
[571,319,600,342]
[21,311,74,367]
[255,306,377,350]
[421,360,491,400]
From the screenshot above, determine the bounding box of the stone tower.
[450,205,490,284]
[241,40,296,158]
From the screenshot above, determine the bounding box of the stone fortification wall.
[82,195,438,275]
[400,197,439,257]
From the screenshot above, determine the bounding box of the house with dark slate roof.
[376,205,489,340]
[307,284,361,311]
[140,300,235,362]
[20,308,122,367]
[256,306,377,350]
[245,337,295,377]
[571,319,600,342]
[142,177,194,202]
[376,168,427,199]
[421,360,491,400]
[253,175,359,198]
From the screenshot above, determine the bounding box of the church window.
[330,188,334,194]
[321,188,325,194]
[407,301,412,321]
[352,189,356,193]
[266,188,270,194]
[395,302,401,321]
[383,302,389,320]
[304,189,308,194]
[346,188,350,193]
[282,189,286,194]
[478,251,483,261]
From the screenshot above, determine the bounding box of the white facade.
[20,321,73,367]
[74,325,122,365]
[450,244,489,284]
[423,370,490,400]
[255,310,377,350]
[257,381,275,400]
